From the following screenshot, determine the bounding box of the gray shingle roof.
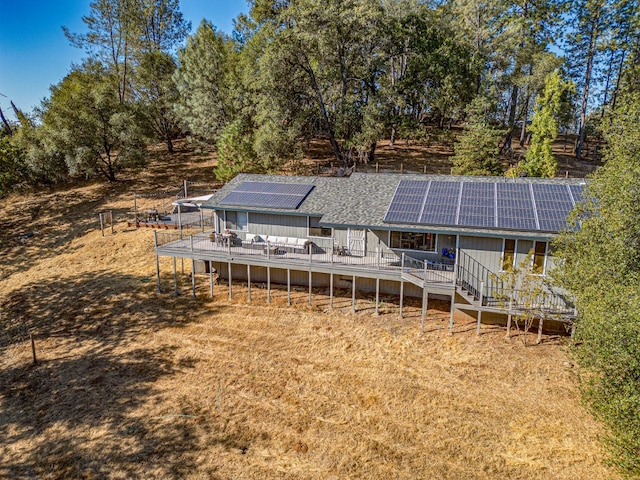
[202,172,587,239]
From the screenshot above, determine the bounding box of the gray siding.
[459,236,503,273]
[247,212,308,238]
[216,210,309,239]
[333,228,348,248]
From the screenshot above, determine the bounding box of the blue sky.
[0,0,249,120]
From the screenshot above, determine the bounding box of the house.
[153,172,586,334]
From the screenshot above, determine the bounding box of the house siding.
[459,236,503,273]
[216,210,309,239]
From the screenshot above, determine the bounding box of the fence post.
[134,193,138,228]
[178,205,182,240]
[376,247,380,269]
[190,235,194,252]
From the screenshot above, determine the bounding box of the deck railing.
[455,250,575,315]
[155,231,574,315]
[486,287,576,316]
[155,231,455,285]
[456,250,503,303]
[401,253,454,285]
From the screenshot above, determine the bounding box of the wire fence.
[130,180,218,227]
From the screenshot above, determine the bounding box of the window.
[308,216,332,237]
[502,239,516,271]
[225,211,248,231]
[532,241,547,274]
[390,231,436,251]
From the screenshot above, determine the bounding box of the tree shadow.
[0,271,217,479]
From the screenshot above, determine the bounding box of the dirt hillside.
[0,143,614,479]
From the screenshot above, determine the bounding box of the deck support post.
[308,271,312,307]
[352,276,356,314]
[399,278,404,318]
[537,318,544,344]
[287,268,291,306]
[506,295,513,338]
[375,277,380,316]
[173,257,179,296]
[329,273,334,309]
[476,281,484,335]
[421,289,428,334]
[155,255,162,293]
[449,293,455,335]
[267,266,271,304]
[228,262,232,300]
[191,259,196,298]
[209,261,214,298]
[247,264,251,303]
[181,257,184,275]
[399,253,405,318]
[570,321,576,340]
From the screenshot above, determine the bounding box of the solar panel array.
[219,181,315,210]
[384,180,430,223]
[384,179,586,232]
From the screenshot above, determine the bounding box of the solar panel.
[383,180,430,224]
[419,181,460,225]
[569,184,586,203]
[532,184,574,232]
[219,181,314,209]
[496,183,537,230]
[457,182,496,228]
[383,178,584,233]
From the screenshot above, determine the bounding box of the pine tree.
[451,96,505,176]
[173,20,234,143]
[521,70,574,177]
[213,120,256,183]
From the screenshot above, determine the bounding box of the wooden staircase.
[403,250,576,322]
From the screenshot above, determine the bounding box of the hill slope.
[0,147,614,479]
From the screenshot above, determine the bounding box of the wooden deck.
[153,231,576,332]
[154,231,455,289]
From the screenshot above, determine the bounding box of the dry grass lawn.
[0,142,614,479]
